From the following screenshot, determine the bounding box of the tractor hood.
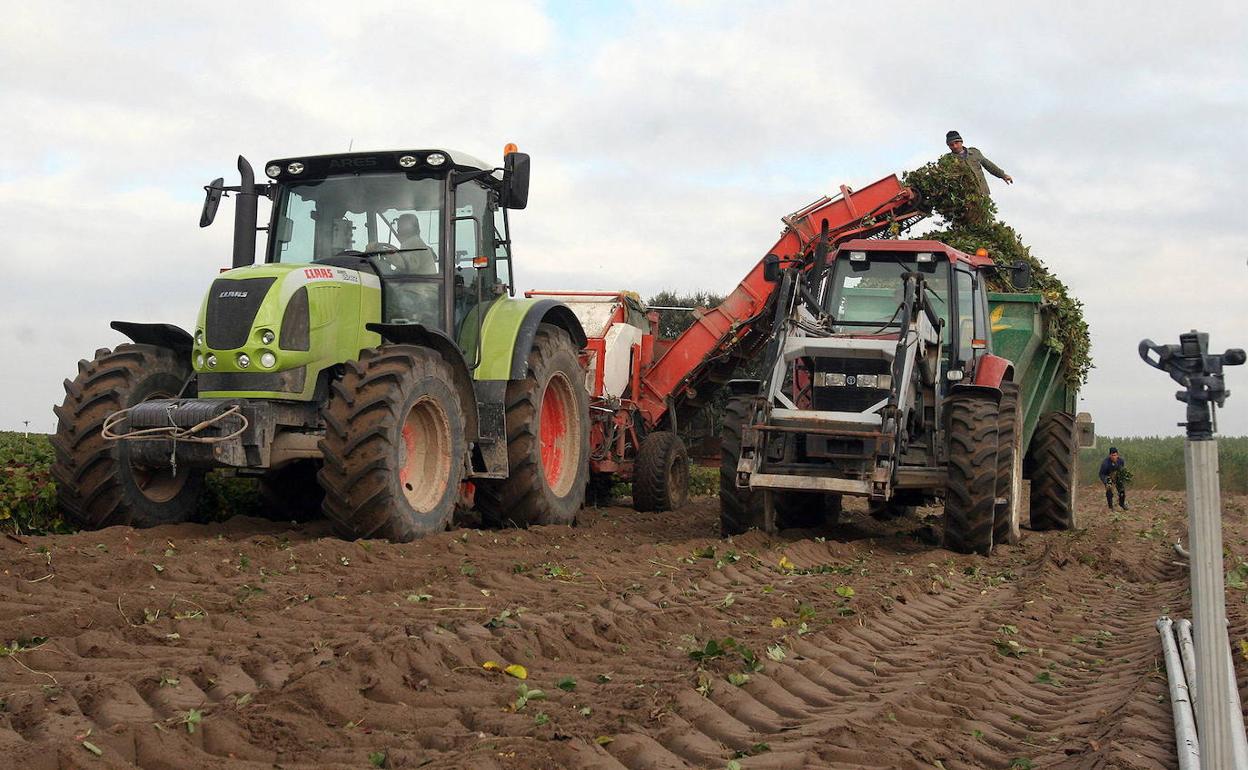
[192,263,382,400]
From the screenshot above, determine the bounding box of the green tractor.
[52,146,591,541]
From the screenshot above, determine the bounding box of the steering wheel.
[363,242,402,273]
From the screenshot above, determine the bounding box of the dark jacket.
[949,147,1009,195]
[1098,456,1125,484]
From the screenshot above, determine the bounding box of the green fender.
[473,297,587,381]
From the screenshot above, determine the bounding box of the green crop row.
[0,431,261,535]
[1078,435,1248,494]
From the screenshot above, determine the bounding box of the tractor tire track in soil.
[1,488,1245,769]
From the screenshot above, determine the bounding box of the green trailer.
[989,291,1095,539]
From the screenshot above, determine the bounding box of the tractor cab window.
[954,268,975,365]
[825,257,950,334]
[493,207,513,290]
[270,173,446,328]
[450,180,500,341]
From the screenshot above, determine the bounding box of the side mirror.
[502,152,530,210]
[1011,261,1033,290]
[200,177,225,227]
[763,254,780,282]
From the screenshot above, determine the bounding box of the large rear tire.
[259,461,324,523]
[719,395,763,535]
[632,431,689,512]
[943,394,999,555]
[318,345,466,542]
[477,324,589,528]
[1029,411,1079,531]
[993,382,1023,546]
[52,344,205,530]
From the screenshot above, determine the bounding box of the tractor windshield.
[270,173,444,265]
[825,256,950,333]
[270,173,446,327]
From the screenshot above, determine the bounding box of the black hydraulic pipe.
[232,156,259,269]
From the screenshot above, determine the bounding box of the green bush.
[688,463,718,497]
[1079,435,1248,494]
[0,432,66,534]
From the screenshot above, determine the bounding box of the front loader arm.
[635,174,926,428]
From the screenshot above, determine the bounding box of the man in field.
[1098,446,1128,511]
[945,130,1013,197]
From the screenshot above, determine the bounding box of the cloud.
[2,1,1246,437]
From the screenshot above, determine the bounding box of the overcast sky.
[2,1,1245,437]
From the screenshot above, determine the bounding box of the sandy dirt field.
[3,487,1247,770]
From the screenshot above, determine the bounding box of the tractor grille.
[205,277,276,349]
[199,367,306,394]
[811,356,890,413]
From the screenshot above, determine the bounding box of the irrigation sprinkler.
[1141,330,1246,769]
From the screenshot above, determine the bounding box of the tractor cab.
[822,240,1019,394]
[258,149,527,357]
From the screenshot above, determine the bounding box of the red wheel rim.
[399,396,452,512]
[540,372,578,495]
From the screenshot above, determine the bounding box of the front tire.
[318,345,466,542]
[993,382,1023,545]
[477,324,589,528]
[1029,411,1079,531]
[719,396,763,535]
[632,431,689,512]
[51,344,205,530]
[943,394,999,555]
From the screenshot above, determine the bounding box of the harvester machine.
[666,176,1095,555]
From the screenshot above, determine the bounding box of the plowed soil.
[3,487,1247,770]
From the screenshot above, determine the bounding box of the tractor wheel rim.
[399,396,453,513]
[129,389,189,503]
[669,452,688,504]
[540,372,578,496]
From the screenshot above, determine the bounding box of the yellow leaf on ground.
[504,664,528,679]
[778,556,796,572]
[482,661,502,672]
[1239,640,1248,662]
[771,617,788,628]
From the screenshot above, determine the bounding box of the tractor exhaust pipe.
[232,156,259,269]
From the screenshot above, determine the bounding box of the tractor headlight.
[398,154,418,168]
[426,152,447,166]
[857,374,879,388]
[195,329,204,346]
[195,353,204,369]
[237,353,251,368]
[816,372,847,387]
[265,164,282,179]
[259,351,277,368]
[259,329,275,345]
[287,162,304,175]
[206,354,217,368]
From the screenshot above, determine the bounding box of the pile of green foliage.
[902,155,1091,387]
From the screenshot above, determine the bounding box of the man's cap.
[1109,446,1118,454]
[946,130,962,144]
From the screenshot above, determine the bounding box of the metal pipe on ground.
[1176,617,1248,768]
[1158,616,1201,770]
